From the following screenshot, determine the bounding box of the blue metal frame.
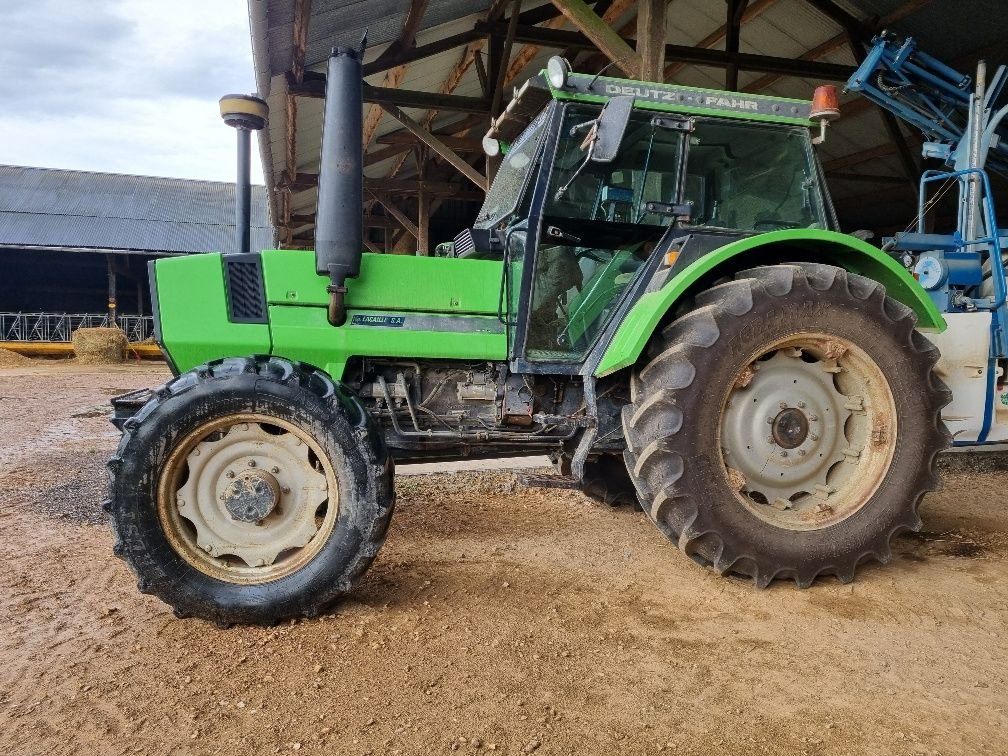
[848,35,1008,442]
[847,36,1008,177]
[912,169,1007,353]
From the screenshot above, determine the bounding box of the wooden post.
[417,147,430,255]
[106,255,118,326]
[636,0,666,81]
[418,189,430,256]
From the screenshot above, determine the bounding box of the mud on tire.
[106,356,394,625]
[622,263,951,587]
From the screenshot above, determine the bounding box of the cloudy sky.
[0,0,264,184]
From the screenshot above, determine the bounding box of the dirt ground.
[1,363,1006,756]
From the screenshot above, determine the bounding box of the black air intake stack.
[315,46,364,326]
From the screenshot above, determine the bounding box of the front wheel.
[107,357,394,625]
[622,263,950,587]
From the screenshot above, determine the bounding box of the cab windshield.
[474,110,549,230]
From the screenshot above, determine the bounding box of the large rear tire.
[622,263,950,587]
[107,356,394,625]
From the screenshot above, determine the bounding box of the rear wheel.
[107,356,394,625]
[622,263,950,586]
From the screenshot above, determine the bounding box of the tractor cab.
[457,63,835,370]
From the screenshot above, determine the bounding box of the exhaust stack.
[315,46,364,326]
[219,94,269,254]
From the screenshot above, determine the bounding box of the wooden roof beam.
[478,22,856,80]
[362,30,485,77]
[369,192,420,240]
[361,0,432,151]
[369,0,431,70]
[365,86,491,114]
[549,0,642,77]
[377,132,483,151]
[724,0,750,90]
[379,104,487,190]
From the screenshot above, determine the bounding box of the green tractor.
[108,48,950,625]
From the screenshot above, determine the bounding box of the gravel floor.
[1,362,1007,756]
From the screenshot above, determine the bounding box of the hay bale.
[72,327,128,364]
[0,347,32,367]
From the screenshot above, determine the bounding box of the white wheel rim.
[719,333,898,531]
[157,414,338,584]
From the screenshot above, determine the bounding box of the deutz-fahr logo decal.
[564,73,811,120]
[351,314,406,328]
[603,83,760,112]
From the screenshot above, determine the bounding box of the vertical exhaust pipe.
[315,45,364,326]
[219,94,269,254]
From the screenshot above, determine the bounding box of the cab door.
[513,103,689,372]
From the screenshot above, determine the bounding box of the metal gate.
[0,313,153,343]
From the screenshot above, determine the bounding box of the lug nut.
[779,401,788,409]
[271,466,280,474]
[798,449,806,457]
[767,436,776,445]
[780,450,788,457]
[281,486,291,495]
[248,460,257,468]
[225,470,235,479]
[798,401,806,409]
[766,416,775,424]
[811,433,820,441]
[809,414,819,422]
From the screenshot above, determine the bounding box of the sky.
[0,0,265,184]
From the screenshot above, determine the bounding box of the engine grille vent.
[224,255,267,324]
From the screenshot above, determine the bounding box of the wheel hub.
[771,407,809,449]
[223,470,280,523]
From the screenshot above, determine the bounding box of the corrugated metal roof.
[252,0,1008,240]
[0,165,272,255]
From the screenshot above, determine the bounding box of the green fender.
[594,229,946,377]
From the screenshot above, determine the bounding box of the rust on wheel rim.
[718,333,898,531]
[157,414,338,584]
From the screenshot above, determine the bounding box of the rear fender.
[594,229,946,377]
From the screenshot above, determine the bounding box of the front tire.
[107,357,394,625]
[622,263,950,587]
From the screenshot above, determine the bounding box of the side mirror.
[591,96,634,163]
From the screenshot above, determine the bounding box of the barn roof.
[250,0,1008,248]
[0,165,271,256]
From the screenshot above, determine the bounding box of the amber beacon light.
[810,85,841,144]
